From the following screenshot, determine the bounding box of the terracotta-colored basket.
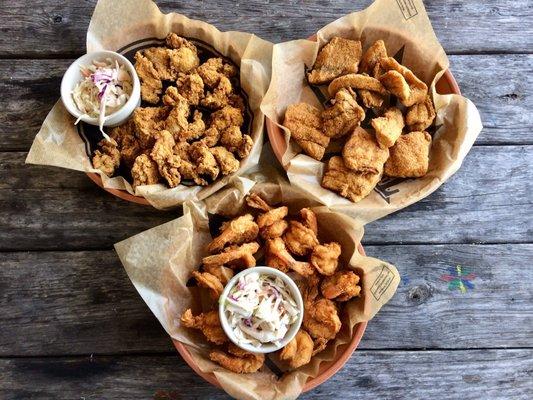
[173,243,367,393]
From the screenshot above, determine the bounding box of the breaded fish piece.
[308,37,362,84]
[406,95,436,131]
[379,57,427,107]
[342,127,389,174]
[371,107,405,149]
[358,89,385,108]
[322,88,365,139]
[328,73,388,97]
[360,40,388,77]
[384,131,432,178]
[321,156,381,203]
[283,103,329,161]
[134,52,163,104]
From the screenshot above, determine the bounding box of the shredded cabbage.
[224,272,300,348]
[71,58,132,141]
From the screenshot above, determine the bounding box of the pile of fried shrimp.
[283,37,436,203]
[180,193,362,373]
[92,33,252,190]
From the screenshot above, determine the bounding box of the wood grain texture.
[1,350,531,400]
[0,56,532,150]
[1,244,531,356]
[1,145,531,251]
[0,0,532,57]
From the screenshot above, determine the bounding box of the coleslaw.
[71,58,133,140]
[224,272,300,348]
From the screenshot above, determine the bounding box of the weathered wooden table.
[1,1,532,399]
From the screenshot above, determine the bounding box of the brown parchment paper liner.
[261,0,483,226]
[25,0,272,210]
[114,154,400,400]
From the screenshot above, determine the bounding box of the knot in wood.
[407,284,431,304]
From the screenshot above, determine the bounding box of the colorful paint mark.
[440,265,476,293]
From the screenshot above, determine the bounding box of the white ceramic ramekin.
[219,266,304,354]
[60,50,141,128]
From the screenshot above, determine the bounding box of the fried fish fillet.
[342,127,389,174]
[321,156,381,203]
[360,40,388,77]
[283,103,329,161]
[328,73,387,98]
[384,131,432,178]
[322,88,365,139]
[371,107,405,149]
[308,37,362,84]
[406,95,436,131]
[379,57,428,107]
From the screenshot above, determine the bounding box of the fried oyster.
[91,33,253,190]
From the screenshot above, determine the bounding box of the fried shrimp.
[257,206,289,240]
[180,309,228,344]
[192,271,224,300]
[265,237,314,276]
[311,242,342,276]
[321,270,361,301]
[279,329,314,369]
[283,221,319,257]
[209,343,264,373]
[203,264,234,285]
[303,297,341,340]
[299,208,318,235]
[203,242,260,269]
[207,214,259,253]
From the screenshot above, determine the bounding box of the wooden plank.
[1,350,531,399]
[1,145,531,250]
[0,1,531,57]
[1,244,530,356]
[0,55,531,151]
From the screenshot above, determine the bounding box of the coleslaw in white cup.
[219,267,304,354]
[60,51,140,138]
